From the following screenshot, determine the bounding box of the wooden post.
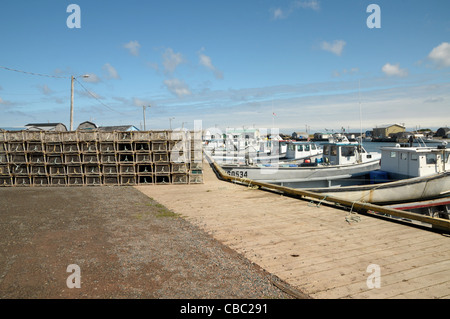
[70,76,74,131]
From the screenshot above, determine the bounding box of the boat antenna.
[271,98,275,131]
[358,79,363,147]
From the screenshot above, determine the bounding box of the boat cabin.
[322,142,378,165]
[279,140,288,155]
[286,141,322,160]
[254,139,289,157]
[320,134,380,166]
[380,145,449,178]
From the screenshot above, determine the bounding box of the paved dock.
[135,161,450,299]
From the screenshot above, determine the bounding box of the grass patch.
[135,200,181,219]
[135,212,150,220]
[153,203,180,218]
[155,208,181,219]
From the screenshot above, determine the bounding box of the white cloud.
[123,40,141,56]
[164,78,191,97]
[162,48,184,73]
[79,89,103,100]
[428,42,450,68]
[424,97,444,103]
[295,0,320,11]
[332,67,359,77]
[0,97,15,106]
[133,97,152,107]
[198,50,223,79]
[272,8,285,20]
[381,63,408,77]
[146,62,159,72]
[320,40,346,56]
[271,1,320,20]
[102,63,120,80]
[37,84,53,95]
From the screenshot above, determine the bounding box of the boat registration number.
[226,170,248,178]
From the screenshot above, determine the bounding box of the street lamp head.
[72,74,90,80]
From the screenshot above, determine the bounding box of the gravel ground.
[0,186,294,299]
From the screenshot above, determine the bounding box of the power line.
[1,64,133,116]
[0,65,69,79]
[74,78,125,115]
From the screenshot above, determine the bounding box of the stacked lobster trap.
[0,129,203,187]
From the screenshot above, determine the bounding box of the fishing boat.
[384,197,450,220]
[306,142,450,204]
[219,135,381,187]
[205,137,321,165]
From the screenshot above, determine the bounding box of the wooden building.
[77,121,98,131]
[372,124,405,138]
[25,123,68,132]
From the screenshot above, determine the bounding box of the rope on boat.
[345,200,362,224]
[308,195,328,208]
[345,212,361,224]
[245,178,259,189]
[237,177,259,189]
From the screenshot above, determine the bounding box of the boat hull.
[386,197,450,219]
[307,172,450,204]
[221,159,381,188]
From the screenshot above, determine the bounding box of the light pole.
[142,106,146,130]
[142,105,150,131]
[70,74,90,131]
[169,117,175,130]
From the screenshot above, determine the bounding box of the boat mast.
[358,79,363,148]
[272,98,275,130]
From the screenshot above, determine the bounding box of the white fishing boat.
[220,135,381,187]
[205,136,321,165]
[307,142,450,204]
[246,140,322,165]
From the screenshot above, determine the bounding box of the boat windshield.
[331,146,338,156]
[341,146,356,157]
[426,153,437,165]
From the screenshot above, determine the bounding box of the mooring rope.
[345,200,362,224]
[308,195,328,208]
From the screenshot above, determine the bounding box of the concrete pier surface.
[136,160,450,299]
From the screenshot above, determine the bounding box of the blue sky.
[0,0,449,133]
